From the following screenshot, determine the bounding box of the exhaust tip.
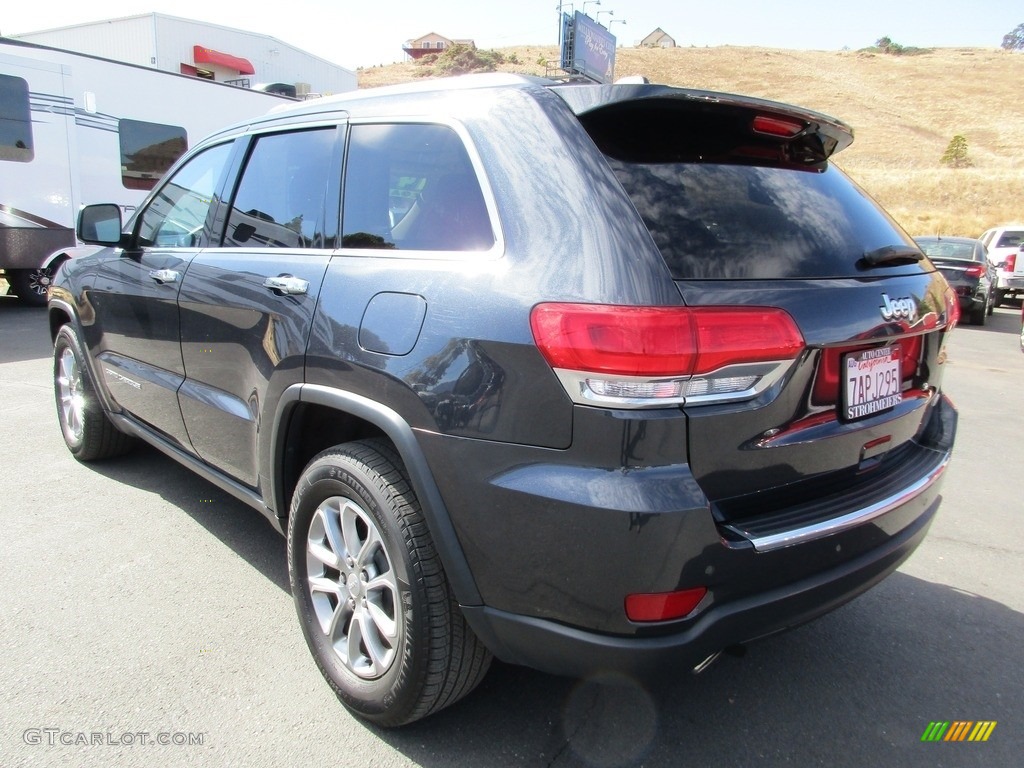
[692,651,722,674]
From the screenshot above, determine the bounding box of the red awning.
[193,45,255,75]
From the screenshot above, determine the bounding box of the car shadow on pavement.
[84,443,290,593]
[374,574,1022,768]
[78,444,1022,766]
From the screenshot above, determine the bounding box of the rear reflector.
[530,304,804,408]
[626,587,708,622]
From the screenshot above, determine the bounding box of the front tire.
[53,324,134,460]
[287,439,491,726]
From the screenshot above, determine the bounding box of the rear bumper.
[996,275,1024,291]
[463,489,941,680]
[438,392,956,680]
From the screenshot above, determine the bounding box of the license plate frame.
[842,345,902,421]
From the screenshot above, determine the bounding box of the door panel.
[176,126,341,488]
[89,250,193,446]
[177,252,330,486]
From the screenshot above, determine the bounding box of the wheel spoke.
[307,575,342,598]
[355,607,393,676]
[365,598,398,641]
[320,501,347,568]
[347,609,369,672]
[355,524,383,571]
[306,507,341,570]
[339,500,366,563]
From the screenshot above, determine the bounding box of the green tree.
[1001,22,1024,50]
[875,36,905,54]
[940,135,972,168]
[429,44,505,76]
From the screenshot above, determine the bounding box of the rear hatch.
[554,84,956,539]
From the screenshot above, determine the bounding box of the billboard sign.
[559,11,616,84]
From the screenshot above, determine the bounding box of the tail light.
[530,303,804,409]
[1006,253,1017,272]
[964,264,985,279]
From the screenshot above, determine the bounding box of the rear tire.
[53,324,135,460]
[287,439,491,726]
[7,260,65,307]
[994,289,1006,308]
[969,302,986,326]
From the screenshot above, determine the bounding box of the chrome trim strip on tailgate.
[726,449,952,553]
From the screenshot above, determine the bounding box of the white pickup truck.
[980,225,1024,307]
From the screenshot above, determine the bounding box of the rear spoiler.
[551,83,854,168]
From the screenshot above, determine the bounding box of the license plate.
[843,345,902,420]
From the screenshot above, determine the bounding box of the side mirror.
[77,204,124,246]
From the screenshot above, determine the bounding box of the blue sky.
[3,1,1021,70]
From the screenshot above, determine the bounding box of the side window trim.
[338,117,504,260]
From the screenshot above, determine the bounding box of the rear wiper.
[860,245,925,268]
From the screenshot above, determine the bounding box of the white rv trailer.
[0,38,293,304]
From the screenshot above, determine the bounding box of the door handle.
[263,275,309,296]
[148,269,180,284]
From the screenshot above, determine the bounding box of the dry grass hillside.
[358,46,1024,237]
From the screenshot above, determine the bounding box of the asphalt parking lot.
[1,291,1021,768]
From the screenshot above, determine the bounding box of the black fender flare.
[271,383,482,606]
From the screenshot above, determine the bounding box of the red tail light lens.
[1006,253,1017,272]
[752,115,804,138]
[530,304,805,409]
[964,264,985,279]
[530,304,804,377]
[529,305,697,377]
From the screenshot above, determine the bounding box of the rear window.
[607,159,921,280]
[995,231,1024,249]
[916,240,980,261]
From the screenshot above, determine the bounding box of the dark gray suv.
[48,73,958,726]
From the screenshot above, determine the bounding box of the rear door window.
[341,123,494,252]
[223,128,338,249]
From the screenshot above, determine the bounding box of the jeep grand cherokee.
[48,74,958,726]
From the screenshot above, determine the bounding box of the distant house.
[639,28,676,48]
[402,33,475,60]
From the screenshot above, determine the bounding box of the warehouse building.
[11,12,356,97]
